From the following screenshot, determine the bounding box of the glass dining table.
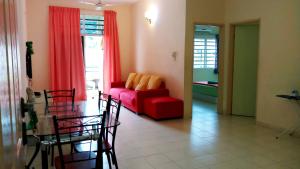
[25,101,120,169]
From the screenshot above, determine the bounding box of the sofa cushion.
[110,88,130,99]
[147,75,162,90]
[120,90,136,106]
[135,75,151,91]
[125,73,137,89]
[133,74,143,89]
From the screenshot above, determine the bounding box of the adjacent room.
[1,0,300,169]
[192,25,220,117]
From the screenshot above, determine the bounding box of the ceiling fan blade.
[95,2,103,6]
[95,3,115,10]
[95,6,103,10]
[79,0,114,10]
[79,1,96,5]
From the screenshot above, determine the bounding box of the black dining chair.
[21,97,41,169]
[44,89,76,166]
[52,113,107,169]
[75,95,121,169]
[102,98,122,169]
[98,91,112,113]
[44,88,75,113]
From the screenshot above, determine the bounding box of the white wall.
[26,0,133,90]
[224,0,300,129]
[132,0,186,99]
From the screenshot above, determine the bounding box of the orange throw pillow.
[133,74,143,89]
[135,75,151,91]
[125,73,137,89]
[147,75,162,90]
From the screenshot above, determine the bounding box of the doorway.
[80,14,104,100]
[83,36,104,99]
[231,22,259,117]
[192,24,221,116]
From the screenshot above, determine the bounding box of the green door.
[232,24,259,116]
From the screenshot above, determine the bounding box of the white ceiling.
[78,0,140,5]
[105,0,140,3]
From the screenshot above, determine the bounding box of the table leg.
[40,136,49,169]
[276,127,294,139]
[289,123,300,136]
[276,114,300,139]
[25,139,40,169]
[96,138,103,169]
[41,146,48,169]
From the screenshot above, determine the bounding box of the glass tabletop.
[26,102,120,137]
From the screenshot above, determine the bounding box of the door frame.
[191,22,225,115]
[226,19,260,115]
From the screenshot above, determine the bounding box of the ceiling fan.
[79,0,112,9]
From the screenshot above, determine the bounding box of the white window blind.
[193,37,217,69]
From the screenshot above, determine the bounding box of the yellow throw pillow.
[147,75,162,90]
[133,74,143,89]
[135,75,151,91]
[125,73,137,89]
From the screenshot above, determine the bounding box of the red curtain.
[103,10,122,93]
[49,6,86,100]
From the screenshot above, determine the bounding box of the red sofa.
[110,81,169,114]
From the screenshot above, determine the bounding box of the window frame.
[193,34,218,69]
[80,15,104,36]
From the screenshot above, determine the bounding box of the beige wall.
[107,5,134,81]
[26,0,133,90]
[25,0,300,130]
[185,0,300,129]
[184,0,225,118]
[16,0,27,97]
[132,0,186,99]
[224,0,300,129]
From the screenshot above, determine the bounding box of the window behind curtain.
[80,15,105,96]
[193,36,217,69]
[80,15,104,35]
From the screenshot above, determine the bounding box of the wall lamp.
[145,16,152,24]
[144,5,158,25]
[144,11,152,24]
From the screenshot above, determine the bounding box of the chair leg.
[71,143,74,154]
[105,151,112,169]
[111,150,118,169]
[51,145,54,166]
[110,152,115,165]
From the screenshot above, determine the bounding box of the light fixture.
[144,5,158,25]
[145,16,152,24]
[144,11,152,24]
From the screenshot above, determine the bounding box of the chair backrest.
[104,98,121,149]
[98,91,112,113]
[44,88,75,112]
[53,112,107,169]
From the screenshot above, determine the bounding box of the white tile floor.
[27,99,300,169]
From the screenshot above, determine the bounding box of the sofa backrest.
[159,81,166,89]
